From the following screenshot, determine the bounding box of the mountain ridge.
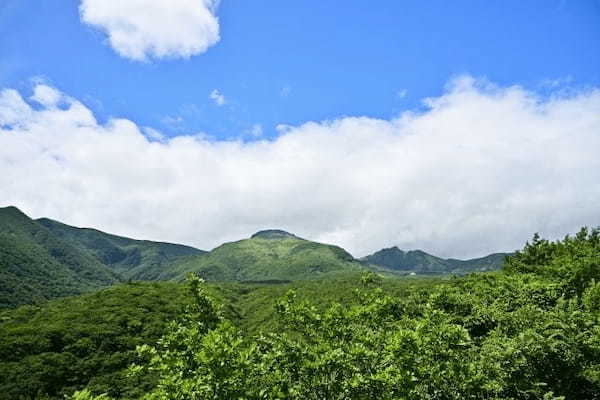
[1,205,510,308]
[37,217,205,280]
[361,246,510,274]
[159,231,363,281]
[0,206,120,307]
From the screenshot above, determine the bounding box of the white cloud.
[79,0,220,61]
[397,89,408,98]
[209,89,226,106]
[30,84,63,107]
[248,124,263,137]
[1,77,599,259]
[0,89,32,126]
[142,126,166,141]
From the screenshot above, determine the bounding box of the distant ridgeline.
[361,246,509,275]
[0,206,508,307]
[37,218,204,281]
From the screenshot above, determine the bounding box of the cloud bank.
[79,0,220,61]
[1,77,599,258]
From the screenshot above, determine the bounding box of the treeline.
[0,275,435,399]
[107,228,600,399]
[2,228,599,399]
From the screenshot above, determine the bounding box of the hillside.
[2,229,598,399]
[362,246,509,274]
[37,218,205,280]
[0,207,120,308]
[0,205,511,310]
[445,252,509,272]
[0,282,189,399]
[0,275,440,400]
[103,228,600,399]
[159,230,366,281]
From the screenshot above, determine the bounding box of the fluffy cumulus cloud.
[79,0,220,61]
[1,77,599,258]
[209,89,226,106]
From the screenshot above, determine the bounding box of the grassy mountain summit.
[362,246,509,274]
[37,218,205,280]
[161,230,365,281]
[0,206,120,307]
[250,229,300,240]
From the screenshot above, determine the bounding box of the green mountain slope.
[0,207,120,308]
[445,252,509,272]
[362,246,509,274]
[0,274,440,400]
[160,229,366,281]
[1,229,599,399]
[0,282,189,399]
[37,218,205,280]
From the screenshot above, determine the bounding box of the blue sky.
[1,1,599,257]
[1,0,599,140]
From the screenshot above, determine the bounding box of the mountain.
[445,252,509,272]
[0,206,120,307]
[1,204,510,308]
[361,246,509,275]
[159,230,366,281]
[37,218,205,280]
[251,229,300,240]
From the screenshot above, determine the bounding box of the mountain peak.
[0,205,26,217]
[250,229,298,240]
[0,206,34,230]
[376,246,405,255]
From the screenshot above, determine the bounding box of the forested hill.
[2,205,511,309]
[1,228,599,399]
[157,229,366,281]
[362,246,509,274]
[0,206,120,307]
[37,218,205,280]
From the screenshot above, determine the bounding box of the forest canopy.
[2,228,599,399]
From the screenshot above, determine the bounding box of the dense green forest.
[0,207,508,309]
[0,207,204,307]
[0,228,598,399]
[0,207,120,307]
[0,274,440,399]
[37,218,205,281]
[159,229,366,281]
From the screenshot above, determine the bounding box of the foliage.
[0,206,119,308]
[161,233,366,281]
[2,227,599,399]
[0,274,437,399]
[0,282,189,400]
[38,218,204,280]
[70,389,113,400]
[137,228,600,399]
